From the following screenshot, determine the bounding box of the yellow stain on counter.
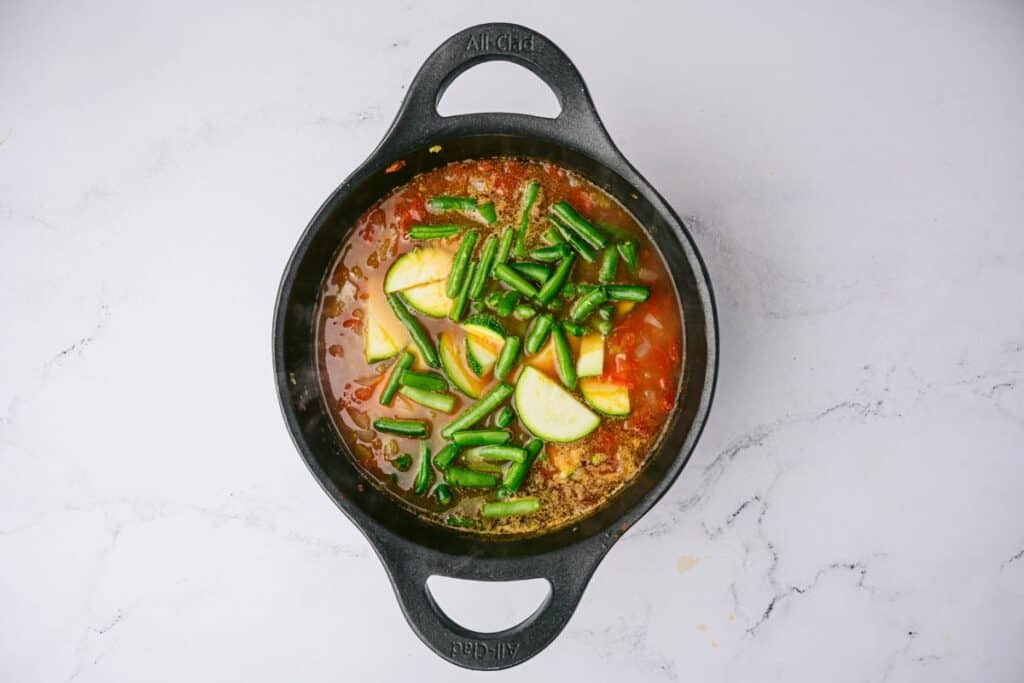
[676,555,700,573]
[696,623,708,632]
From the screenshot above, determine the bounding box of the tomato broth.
[318,158,683,534]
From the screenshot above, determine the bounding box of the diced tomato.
[568,187,594,214]
[353,385,374,402]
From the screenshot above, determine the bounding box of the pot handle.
[373,539,606,670]
[381,23,617,155]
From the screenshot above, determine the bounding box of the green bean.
[559,282,577,300]
[493,263,539,298]
[448,260,477,323]
[562,321,588,337]
[544,227,565,244]
[495,405,515,428]
[441,382,514,438]
[551,323,577,390]
[514,179,541,257]
[528,243,571,262]
[597,221,630,240]
[512,304,538,321]
[408,224,462,240]
[617,240,639,274]
[390,453,413,471]
[447,514,475,528]
[576,283,599,296]
[428,196,477,213]
[494,335,521,381]
[482,498,541,518]
[605,284,651,302]
[444,467,499,488]
[499,438,543,495]
[466,445,527,463]
[525,314,554,354]
[495,227,515,265]
[468,235,498,300]
[569,287,608,323]
[599,248,619,283]
[398,386,456,413]
[451,429,511,446]
[594,318,613,336]
[510,262,551,285]
[476,201,497,225]
[399,370,448,392]
[413,443,432,494]
[485,291,503,310]
[387,294,440,368]
[380,350,414,405]
[495,290,521,317]
[597,303,615,321]
[434,483,453,506]
[446,230,479,297]
[550,201,609,249]
[462,452,505,473]
[551,216,597,262]
[433,443,461,469]
[536,253,575,305]
[373,417,428,438]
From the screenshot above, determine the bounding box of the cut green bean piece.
[387,294,440,368]
[441,382,515,438]
[500,438,543,495]
[445,467,499,488]
[597,303,615,321]
[466,445,527,463]
[599,248,619,283]
[495,227,515,265]
[536,253,575,305]
[390,453,413,472]
[525,314,554,354]
[559,282,577,300]
[373,417,429,438]
[380,351,414,405]
[551,216,597,262]
[451,429,511,447]
[495,290,521,317]
[477,201,497,225]
[462,452,505,474]
[514,179,541,257]
[493,263,539,298]
[544,227,565,244]
[433,443,461,470]
[569,287,609,323]
[594,318,613,336]
[398,386,456,413]
[528,243,571,262]
[408,224,462,240]
[513,304,538,321]
[485,291,503,310]
[434,483,453,506]
[494,335,522,381]
[482,498,541,518]
[550,201,609,249]
[468,235,498,299]
[449,260,477,323]
[495,405,515,428]
[562,321,588,337]
[597,221,631,240]
[551,323,577,390]
[605,284,651,302]
[447,514,475,528]
[617,240,639,274]
[413,443,432,495]
[510,262,551,285]
[428,196,477,213]
[446,230,479,298]
[399,370,448,392]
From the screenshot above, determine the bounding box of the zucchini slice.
[401,280,452,318]
[514,366,599,442]
[576,333,604,378]
[580,377,630,417]
[462,314,506,376]
[364,311,402,362]
[383,247,453,293]
[439,332,487,398]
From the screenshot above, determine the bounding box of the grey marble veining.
[1,1,1022,681]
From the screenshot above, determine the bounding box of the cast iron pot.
[273,22,718,671]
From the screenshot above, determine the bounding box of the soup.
[318,158,683,535]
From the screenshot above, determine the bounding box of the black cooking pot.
[273,22,717,670]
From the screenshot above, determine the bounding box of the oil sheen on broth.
[318,158,683,535]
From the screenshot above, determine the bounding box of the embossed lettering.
[465,31,535,53]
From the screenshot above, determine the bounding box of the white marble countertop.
[2,2,1022,681]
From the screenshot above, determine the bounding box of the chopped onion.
[643,313,663,329]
